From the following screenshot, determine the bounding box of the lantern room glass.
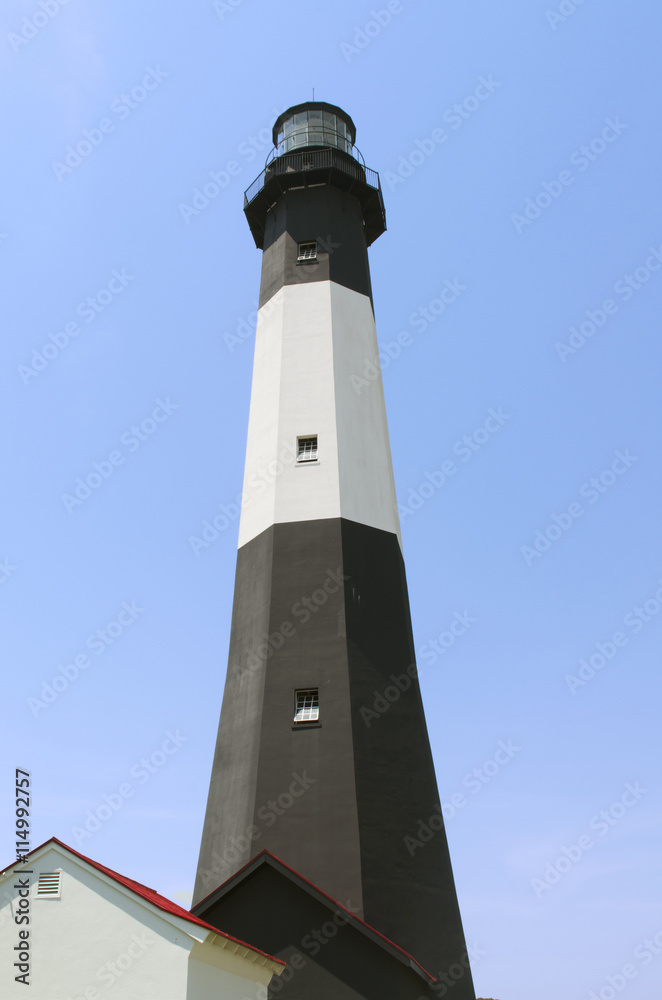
[276,109,353,155]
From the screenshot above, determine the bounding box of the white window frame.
[294,689,319,724]
[297,241,317,262]
[297,435,318,463]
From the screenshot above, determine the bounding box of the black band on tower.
[259,186,374,309]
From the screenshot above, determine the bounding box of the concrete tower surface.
[193,103,475,1000]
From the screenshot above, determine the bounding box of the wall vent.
[35,871,61,898]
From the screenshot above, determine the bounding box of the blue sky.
[2,1,661,997]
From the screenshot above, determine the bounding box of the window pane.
[297,434,318,458]
[294,689,319,723]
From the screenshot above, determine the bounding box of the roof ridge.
[193,849,436,982]
[1,837,284,969]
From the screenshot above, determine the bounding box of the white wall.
[188,940,274,1000]
[238,280,401,550]
[0,847,278,1000]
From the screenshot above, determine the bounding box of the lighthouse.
[193,102,476,1000]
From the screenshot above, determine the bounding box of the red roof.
[2,838,284,968]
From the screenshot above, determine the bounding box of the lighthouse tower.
[193,103,475,1000]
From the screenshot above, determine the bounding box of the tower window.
[297,436,318,462]
[297,241,317,261]
[294,689,319,723]
[35,872,61,898]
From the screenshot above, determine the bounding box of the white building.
[0,838,284,999]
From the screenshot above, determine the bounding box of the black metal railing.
[267,140,366,167]
[244,147,381,207]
